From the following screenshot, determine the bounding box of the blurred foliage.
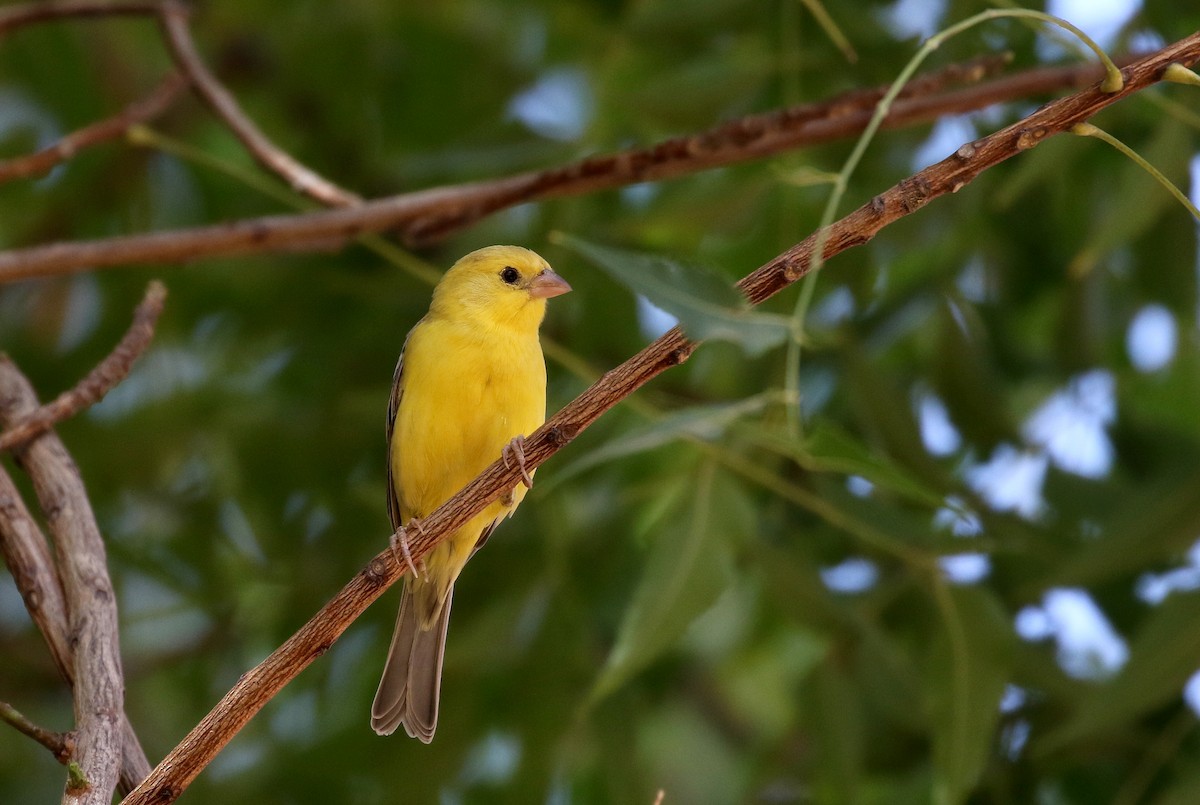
[1,1,1200,803]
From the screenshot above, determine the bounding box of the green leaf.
[553,394,774,483]
[841,338,950,488]
[806,657,867,803]
[1149,757,1200,805]
[800,421,948,507]
[1034,468,1200,592]
[554,233,791,356]
[589,462,742,702]
[928,585,1014,805]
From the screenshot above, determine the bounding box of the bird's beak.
[528,269,572,299]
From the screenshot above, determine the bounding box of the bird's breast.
[391,320,546,520]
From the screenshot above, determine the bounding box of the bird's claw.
[390,519,427,579]
[502,435,533,489]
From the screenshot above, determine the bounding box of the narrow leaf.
[929,585,1014,805]
[556,233,791,356]
[590,462,742,701]
[555,394,774,482]
[801,421,948,507]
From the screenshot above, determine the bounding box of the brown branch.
[0,286,167,794]
[0,465,72,675]
[0,699,75,763]
[120,32,1200,805]
[156,0,361,208]
[400,53,1093,245]
[0,54,1134,285]
[0,0,160,36]
[0,0,357,209]
[0,410,153,797]
[0,362,144,803]
[0,281,166,453]
[0,72,186,185]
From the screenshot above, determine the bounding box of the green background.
[2,1,1200,803]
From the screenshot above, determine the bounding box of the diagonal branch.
[119,31,1200,805]
[0,72,186,185]
[156,0,361,207]
[0,281,166,452]
[0,54,1134,284]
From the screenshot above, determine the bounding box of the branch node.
[897,176,932,213]
[364,557,389,584]
[667,345,694,366]
[1015,126,1049,150]
[546,425,573,447]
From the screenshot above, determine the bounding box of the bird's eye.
[500,266,520,285]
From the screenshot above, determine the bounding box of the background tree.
[1,1,1199,803]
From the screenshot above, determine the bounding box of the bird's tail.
[370,580,453,742]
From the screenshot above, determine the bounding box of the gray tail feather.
[370,583,453,742]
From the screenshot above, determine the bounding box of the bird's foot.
[389,518,428,579]
[502,434,533,489]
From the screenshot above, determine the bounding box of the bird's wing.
[385,339,408,532]
[472,521,499,554]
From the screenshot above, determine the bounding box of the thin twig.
[0,0,160,36]
[0,699,74,763]
[156,0,361,208]
[119,33,1200,805]
[0,54,1136,284]
[0,72,186,185]
[0,281,167,453]
[0,0,360,206]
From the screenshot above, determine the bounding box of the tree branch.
[0,0,159,35]
[156,0,361,207]
[0,465,150,795]
[0,72,186,185]
[119,31,1200,805]
[0,54,1134,284]
[0,282,166,453]
[0,362,145,803]
[0,464,72,675]
[0,284,166,793]
[0,699,75,763]
[0,0,359,208]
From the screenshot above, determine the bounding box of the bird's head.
[430,245,571,332]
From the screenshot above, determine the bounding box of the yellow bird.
[371,245,571,742]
